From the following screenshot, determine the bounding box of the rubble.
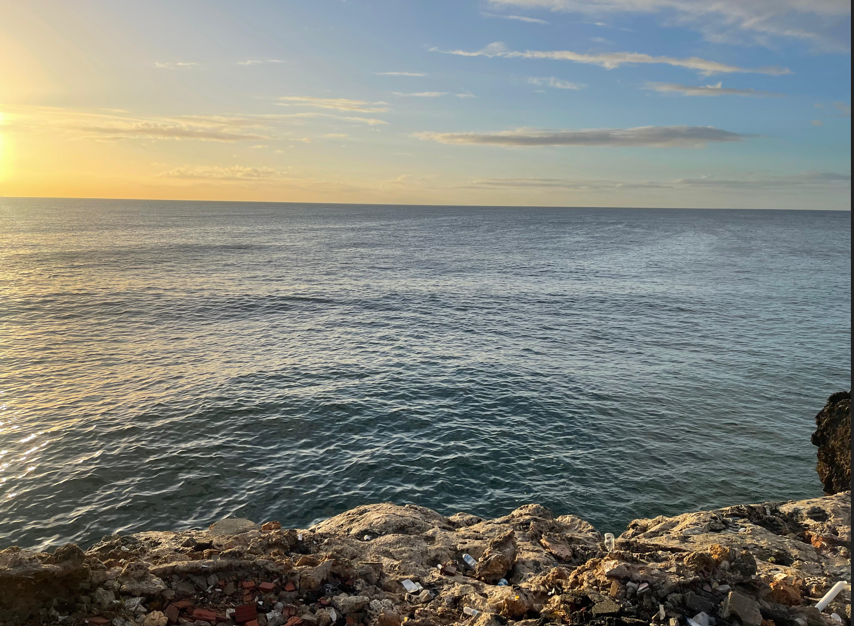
[0,492,849,626]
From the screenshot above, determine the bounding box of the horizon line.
[0,195,850,212]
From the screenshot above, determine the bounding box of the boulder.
[812,391,851,495]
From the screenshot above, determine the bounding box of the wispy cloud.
[430,42,791,76]
[483,12,550,24]
[237,59,287,66]
[273,112,389,126]
[377,72,428,77]
[417,125,749,148]
[278,96,389,113]
[154,62,199,70]
[834,102,852,116]
[528,77,586,90]
[485,0,851,52]
[812,120,825,126]
[159,165,291,181]
[644,82,784,97]
[394,92,449,98]
[467,171,851,191]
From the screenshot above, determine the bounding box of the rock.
[812,391,851,495]
[684,592,716,616]
[474,531,517,583]
[377,611,402,626]
[143,612,169,626]
[332,595,370,614]
[768,577,804,606]
[262,522,283,532]
[209,518,259,536]
[471,613,503,626]
[94,588,116,609]
[722,591,763,626]
[592,598,621,615]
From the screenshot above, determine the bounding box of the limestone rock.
[474,531,517,583]
[812,391,851,495]
[209,518,259,536]
[143,612,169,626]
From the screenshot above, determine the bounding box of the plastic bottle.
[463,554,478,568]
[463,608,481,617]
[604,533,616,552]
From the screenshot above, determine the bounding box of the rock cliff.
[812,392,851,495]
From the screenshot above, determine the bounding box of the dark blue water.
[0,199,850,551]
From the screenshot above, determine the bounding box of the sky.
[0,0,850,209]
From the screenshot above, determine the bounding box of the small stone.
[94,588,116,609]
[143,612,169,626]
[262,522,283,532]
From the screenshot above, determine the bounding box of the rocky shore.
[2,395,850,626]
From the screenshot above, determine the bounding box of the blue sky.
[0,0,850,208]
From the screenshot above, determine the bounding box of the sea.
[0,198,850,552]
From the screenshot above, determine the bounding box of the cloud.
[394,92,449,98]
[430,42,791,76]
[528,77,586,90]
[273,112,389,126]
[811,120,825,126]
[377,72,428,76]
[417,125,749,148]
[159,165,291,181]
[483,12,550,23]
[238,59,287,66]
[467,171,851,191]
[833,101,852,116]
[644,82,784,97]
[278,97,389,113]
[154,62,199,70]
[485,0,851,51]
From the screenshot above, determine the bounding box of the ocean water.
[0,198,850,552]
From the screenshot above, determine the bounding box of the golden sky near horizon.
[0,0,850,208]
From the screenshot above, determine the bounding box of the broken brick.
[242,580,257,590]
[172,600,194,610]
[192,609,218,623]
[259,582,276,593]
[235,604,259,624]
[165,605,180,624]
[285,581,297,592]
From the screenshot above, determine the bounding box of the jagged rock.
[812,391,851,495]
[93,587,116,609]
[474,531,517,583]
[722,591,763,626]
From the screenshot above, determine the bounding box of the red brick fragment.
[218,580,226,587]
[246,621,260,626]
[284,618,303,626]
[346,618,355,626]
[259,582,276,593]
[192,609,218,623]
[284,581,297,592]
[235,604,259,624]
[242,580,257,590]
[165,605,180,624]
[173,600,194,610]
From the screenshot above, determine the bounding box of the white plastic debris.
[463,608,481,617]
[402,579,422,593]
[297,533,304,541]
[638,583,650,595]
[329,609,337,622]
[658,605,666,620]
[604,533,616,552]
[831,615,843,623]
[463,554,478,568]
[816,582,849,612]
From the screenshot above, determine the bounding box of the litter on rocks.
[463,607,481,617]
[604,532,616,552]
[462,553,478,568]
[401,579,422,593]
[816,581,849,611]
[497,578,509,586]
